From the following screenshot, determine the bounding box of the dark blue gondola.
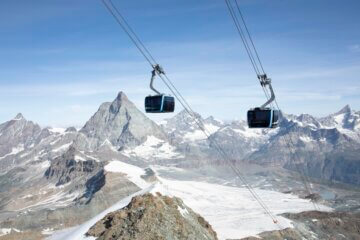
[247,74,279,129]
[145,94,175,113]
[247,107,279,128]
[144,64,175,113]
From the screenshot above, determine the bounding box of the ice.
[50,171,331,240]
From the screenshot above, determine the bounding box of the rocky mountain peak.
[77,91,166,151]
[109,91,132,113]
[13,113,25,121]
[86,193,218,240]
[115,91,129,102]
[335,105,351,115]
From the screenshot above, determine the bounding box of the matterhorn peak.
[109,91,133,115]
[77,91,166,151]
[13,113,25,121]
[114,91,129,102]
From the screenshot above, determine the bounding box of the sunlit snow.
[49,161,331,240]
[123,136,182,160]
[0,144,24,159]
[104,160,148,188]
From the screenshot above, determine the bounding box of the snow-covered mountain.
[159,104,360,185]
[76,91,166,151]
[0,91,359,239]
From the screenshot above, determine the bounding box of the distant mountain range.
[1,92,359,195]
[0,91,359,239]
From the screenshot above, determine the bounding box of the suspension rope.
[101,0,282,226]
[225,0,319,209]
[273,99,320,210]
[158,73,281,224]
[234,0,266,75]
[106,0,158,65]
[101,0,154,67]
[224,0,274,108]
[224,0,261,76]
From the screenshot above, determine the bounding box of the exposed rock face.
[239,211,360,240]
[77,92,166,151]
[0,113,44,170]
[45,146,104,186]
[209,120,270,161]
[238,228,302,240]
[86,193,218,240]
[44,146,106,204]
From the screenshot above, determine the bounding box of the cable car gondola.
[247,107,279,128]
[145,94,175,113]
[247,75,279,128]
[144,64,175,113]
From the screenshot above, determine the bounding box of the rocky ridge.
[86,193,218,240]
[239,210,360,240]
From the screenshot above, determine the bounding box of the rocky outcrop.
[86,193,218,240]
[239,210,360,240]
[45,146,104,187]
[0,113,43,170]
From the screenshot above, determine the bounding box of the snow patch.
[49,128,66,134]
[233,128,263,138]
[104,160,149,189]
[49,176,331,240]
[334,113,345,124]
[0,228,20,236]
[52,143,72,153]
[0,144,25,159]
[177,205,189,217]
[74,155,86,162]
[42,228,55,235]
[204,123,220,134]
[41,160,51,169]
[299,136,314,143]
[100,139,118,152]
[123,136,182,160]
[183,130,207,141]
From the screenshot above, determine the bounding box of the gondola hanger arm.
[150,64,165,95]
[258,74,275,109]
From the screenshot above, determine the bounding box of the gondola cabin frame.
[247,107,279,128]
[145,94,175,113]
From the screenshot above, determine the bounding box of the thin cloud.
[348,44,360,53]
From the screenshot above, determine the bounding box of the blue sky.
[0,0,359,127]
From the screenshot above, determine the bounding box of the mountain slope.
[86,193,218,240]
[77,92,166,151]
